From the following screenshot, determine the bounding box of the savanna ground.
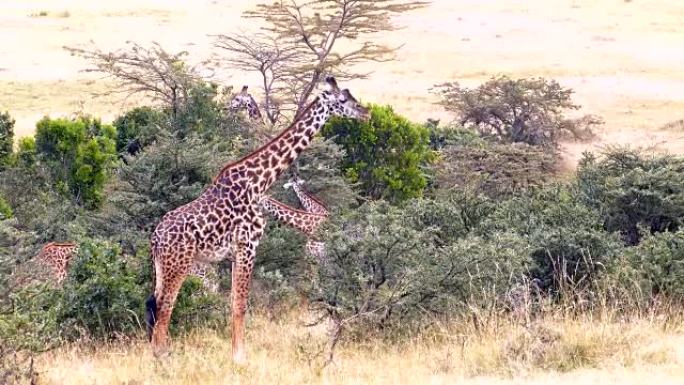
[4,0,684,384]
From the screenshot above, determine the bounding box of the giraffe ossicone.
[147,76,369,364]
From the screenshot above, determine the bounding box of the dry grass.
[32,309,684,385]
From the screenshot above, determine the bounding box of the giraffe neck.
[260,197,327,236]
[213,97,330,195]
[246,98,263,120]
[291,183,328,215]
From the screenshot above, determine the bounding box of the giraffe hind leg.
[149,253,191,356]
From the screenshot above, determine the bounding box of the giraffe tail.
[145,294,157,341]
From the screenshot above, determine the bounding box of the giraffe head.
[320,76,370,121]
[230,85,254,110]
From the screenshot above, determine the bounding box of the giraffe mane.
[47,242,77,247]
[213,96,321,182]
[302,188,329,210]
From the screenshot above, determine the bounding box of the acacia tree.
[434,76,602,147]
[214,0,428,121]
[64,42,206,120]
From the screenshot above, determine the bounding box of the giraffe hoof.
[152,345,171,359]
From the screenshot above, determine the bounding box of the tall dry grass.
[29,303,684,385]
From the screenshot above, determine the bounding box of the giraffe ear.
[342,89,357,102]
[325,76,340,92]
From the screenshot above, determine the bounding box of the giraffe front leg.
[231,241,255,365]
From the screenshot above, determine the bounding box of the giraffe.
[230,85,263,121]
[35,242,79,284]
[146,76,369,363]
[260,196,327,238]
[283,176,330,261]
[283,176,329,216]
[35,242,220,291]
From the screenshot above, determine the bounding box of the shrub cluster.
[1,71,683,357]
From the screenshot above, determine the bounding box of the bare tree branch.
[216,0,429,121]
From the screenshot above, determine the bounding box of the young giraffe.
[283,176,330,261]
[36,242,79,284]
[35,242,220,291]
[229,85,263,121]
[146,76,369,363]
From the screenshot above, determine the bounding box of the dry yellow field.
[2,0,684,167]
[35,311,684,385]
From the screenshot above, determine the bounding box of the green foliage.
[16,137,37,167]
[322,104,434,203]
[0,112,15,168]
[34,116,117,208]
[436,140,558,198]
[312,200,531,332]
[478,185,623,292]
[113,106,164,154]
[0,195,11,220]
[578,148,684,245]
[170,276,228,334]
[108,129,239,233]
[434,76,602,147]
[58,240,144,340]
[625,229,684,297]
[426,122,482,150]
[0,283,62,351]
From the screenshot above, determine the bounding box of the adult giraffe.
[146,76,369,363]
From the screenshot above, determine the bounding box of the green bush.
[478,185,623,292]
[322,104,435,203]
[16,137,37,167]
[0,195,11,220]
[436,140,557,198]
[0,111,15,168]
[311,200,530,333]
[58,240,145,340]
[113,106,164,154]
[108,129,238,233]
[0,283,62,351]
[625,230,684,298]
[578,149,684,245]
[34,116,117,208]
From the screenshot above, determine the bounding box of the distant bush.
[625,230,684,298]
[34,116,117,208]
[113,106,164,154]
[322,104,435,203]
[478,185,623,293]
[434,76,602,147]
[425,122,482,150]
[0,112,14,168]
[436,141,557,198]
[578,149,684,245]
[15,137,37,167]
